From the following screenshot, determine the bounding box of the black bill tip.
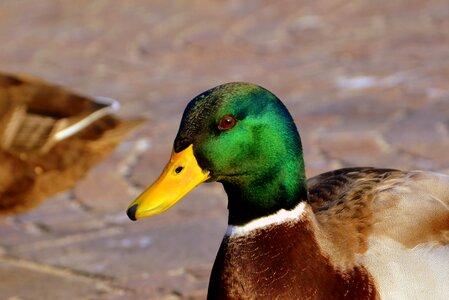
[126,204,139,221]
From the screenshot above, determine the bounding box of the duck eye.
[218,115,236,131]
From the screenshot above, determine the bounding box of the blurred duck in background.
[0,72,142,215]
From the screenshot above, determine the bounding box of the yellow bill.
[127,144,210,220]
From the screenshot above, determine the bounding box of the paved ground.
[0,0,449,299]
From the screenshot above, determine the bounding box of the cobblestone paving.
[1,0,449,299]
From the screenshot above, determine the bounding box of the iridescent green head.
[127,83,307,225]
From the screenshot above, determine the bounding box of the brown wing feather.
[307,167,401,212]
[306,168,449,256]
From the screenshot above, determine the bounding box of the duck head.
[127,82,307,225]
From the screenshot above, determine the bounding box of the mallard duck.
[0,72,143,215]
[127,83,449,299]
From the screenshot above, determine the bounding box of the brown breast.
[207,215,379,300]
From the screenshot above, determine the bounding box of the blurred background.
[0,0,448,299]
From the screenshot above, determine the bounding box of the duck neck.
[223,154,308,226]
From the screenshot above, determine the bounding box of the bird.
[0,72,142,215]
[127,82,449,299]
